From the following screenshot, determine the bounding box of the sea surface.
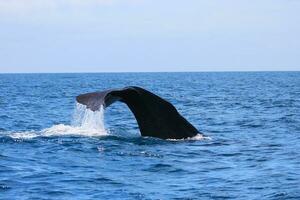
[0,72,299,199]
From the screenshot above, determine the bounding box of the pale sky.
[0,0,299,72]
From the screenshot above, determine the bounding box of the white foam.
[43,103,108,137]
[190,134,211,140]
[10,131,38,139]
[9,103,108,139]
[8,103,207,141]
[167,134,211,141]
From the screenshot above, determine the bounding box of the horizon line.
[0,70,299,74]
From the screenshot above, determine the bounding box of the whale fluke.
[76,86,200,139]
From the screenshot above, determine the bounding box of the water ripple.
[0,72,300,199]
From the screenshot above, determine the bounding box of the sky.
[0,0,299,73]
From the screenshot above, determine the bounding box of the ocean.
[0,72,299,199]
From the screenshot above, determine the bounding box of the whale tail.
[76,86,200,139]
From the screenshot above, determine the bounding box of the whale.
[76,86,201,139]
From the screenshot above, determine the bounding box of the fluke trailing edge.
[76,86,201,139]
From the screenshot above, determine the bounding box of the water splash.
[10,103,108,139]
[72,103,107,133]
[42,103,108,137]
[8,103,206,140]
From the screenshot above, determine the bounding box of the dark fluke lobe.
[76,86,200,139]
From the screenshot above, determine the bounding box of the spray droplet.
[42,103,108,137]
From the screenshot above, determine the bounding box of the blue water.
[0,72,299,199]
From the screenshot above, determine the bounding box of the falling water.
[72,103,107,132]
[41,103,108,137]
[10,103,108,139]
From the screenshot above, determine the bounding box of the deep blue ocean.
[0,72,299,199]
